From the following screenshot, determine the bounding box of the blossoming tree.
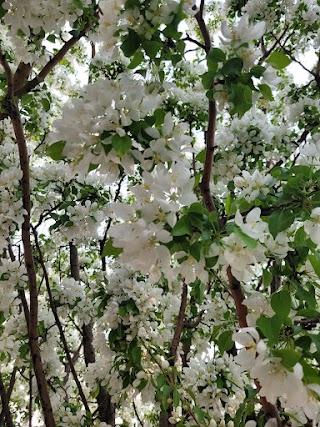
[0,0,319,426]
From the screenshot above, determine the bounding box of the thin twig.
[183,34,206,51]
[133,400,144,427]
[32,227,91,414]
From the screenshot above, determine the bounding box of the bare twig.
[183,34,206,51]
[133,400,144,427]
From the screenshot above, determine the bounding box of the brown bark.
[0,52,56,427]
[69,242,115,426]
[0,373,14,427]
[192,5,282,426]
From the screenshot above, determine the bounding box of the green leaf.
[193,407,207,423]
[137,378,148,391]
[217,330,234,353]
[172,216,192,236]
[296,308,319,318]
[72,0,83,9]
[156,374,166,389]
[220,57,243,76]
[301,360,320,385]
[266,51,291,70]
[102,238,123,258]
[262,269,273,288]
[41,98,51,112]
[271,289,291,318]
[259,84,273,101]
[121,30,141,57]
[256,314,282,345]
[201,71,216,89]
[143,40,162,59]
[207,48,226,63]
[195,149,206,163]
[268,208,296,238]
[162,384,171,400]
[128,50,144,69]
[19,343,29,359]
[0,0,7,19]
[294,226,307,246]
[130,344,142,366]
[309,252,320,278]
[46,34,56,43]
[273,349,301,370]
[189,242,201,261]
[111,134,132,157]
[250,65,266,78]
[233,226,257,249]
[46,141,66,161]
[207,48,225,71]
[228,83,252,117]
[173,390,180,408]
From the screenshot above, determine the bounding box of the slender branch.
[63,341,83,385]
[260,25,289,62]
[183,310,205,329]
[32,228,91,414]
[194,0,211,53]
[7,240,30,328]
[191,8,282,423]
[0,372,14,427]
[15,17,97,98]
[199,101,218,215]
[170,281,188,363]
[29,369,33,427]
[182,34,206,51]
[0,51,55,427]
[226,267,248,328]
[315,51,320,90]
[0,367,18,425]
[69,242,115,426]
[133,400,144,427]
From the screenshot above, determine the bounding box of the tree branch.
[69,242,115,426]
[170,281,188,363]
[32,229,91,414]
[199,100,219,216]
[15,17,97,98]
[183,310,205,328]
[194,0,211,53]
[0,372,14,427]
[0,50,56,427]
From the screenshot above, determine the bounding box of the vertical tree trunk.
[69,242,115,426]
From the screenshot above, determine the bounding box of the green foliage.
[46,141,66,161]
[266,51,291,70]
